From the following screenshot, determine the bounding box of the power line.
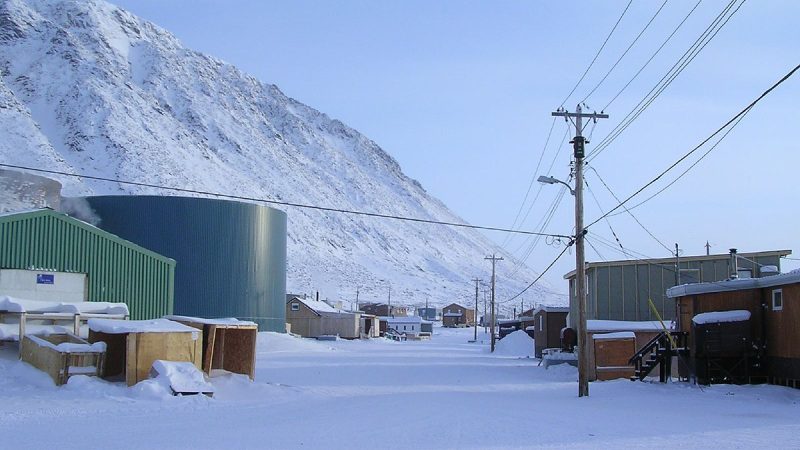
[501,117,558,247]
[586,62,800,229]
[580,0,669,103]
[606,107,748,216]
[559,0,634,107]
[586,165,672,254]
[503,241,574,303]
[587,0,745,162]
[603,0,702,111]
[0,162,572,239]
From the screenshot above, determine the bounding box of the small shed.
[166,315,258,380]
[88,318,202,386]
[592,332,636,381]
[587,320,669,381]
[532,306,569,358]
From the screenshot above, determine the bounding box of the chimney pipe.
[730,248,738,279]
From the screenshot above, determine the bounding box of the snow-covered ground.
[1,327,799,449]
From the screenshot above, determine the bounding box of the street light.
[537,175,575,195]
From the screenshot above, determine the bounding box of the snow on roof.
[26,334,106,353]
[88,318,199,337]
[587,320,671,332]
[164,315,256,326]
[443,312,462,317]
[667,269,800,298]
[0,296,128,315]
[692,310,751,325]
[386,316,422,324]
[592,331,636,340]
[289,296,340,314]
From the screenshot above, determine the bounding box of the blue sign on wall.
[36,274,54,285]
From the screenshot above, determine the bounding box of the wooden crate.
[20,333,106,386]
[167,317,257,380]
[89,327,202,387]
[593,334,636,381]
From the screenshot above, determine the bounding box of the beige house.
[286,295,362,339]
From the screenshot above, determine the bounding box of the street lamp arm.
[537,175,575,195]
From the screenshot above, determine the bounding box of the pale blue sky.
[112,0,800,292]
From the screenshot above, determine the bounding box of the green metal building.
[0,209,175,319]
[564,249,791,323]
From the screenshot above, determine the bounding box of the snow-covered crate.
[87,319,202,386]
[20,333,106,386]
[165,316,258,380]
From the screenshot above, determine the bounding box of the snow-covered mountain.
[0,0,563,309]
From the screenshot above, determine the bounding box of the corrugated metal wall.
[85,196,287,332]
[0,210,175,319]
[584,254,784,322]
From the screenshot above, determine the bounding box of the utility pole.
[388,284,392,317]
[675,243,681,286]
[485,254,504,352]
[472,278,481,342]
[483,289,488,333]
[705,241,711,256]
[552,104,608,398]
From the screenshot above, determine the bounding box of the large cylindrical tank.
[82,196,287,331]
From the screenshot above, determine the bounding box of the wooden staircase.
[629,331,689,382]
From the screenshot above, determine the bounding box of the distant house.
[442,303,475,327]
[360,303,408,317]
[385,316,423,336]
[286,295,361,339]
[532,306,569,358]
[564,249,791,323]
[416,307,438,321]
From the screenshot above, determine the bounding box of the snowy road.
[1,327,799,449]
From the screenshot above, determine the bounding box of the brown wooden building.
[667,269,800,386]
[359,303,408,318]
[286,295,361,339]
[532,306,569,358]
[442,303,475,327]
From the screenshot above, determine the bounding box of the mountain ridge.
[0,0,564,310]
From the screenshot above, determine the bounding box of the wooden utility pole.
[675,243,681,286]
[485,254,504,352]
[472,278,481,342]
[552,104,608,398]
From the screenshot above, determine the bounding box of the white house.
[385,316,423,336]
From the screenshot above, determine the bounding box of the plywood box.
[166,316,257,380]
[593,333,636,381]
[88,318,202,386]
[20,333,106,386]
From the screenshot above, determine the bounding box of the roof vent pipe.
[730,248,739,279]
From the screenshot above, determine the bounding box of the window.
[403,325,407,330]
[291,302,300,311]
[738,269,753,279]
[773,289,783,311]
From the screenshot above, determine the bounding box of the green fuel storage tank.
[83,196,287,331]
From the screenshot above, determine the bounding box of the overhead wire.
[500,117,558,248]
[558,0,634,108]
[0,162,572,239]
[585,62,800,230]
[586,0,745,163]
[603,0,703,111]
[586,165,672,253]
[503,240,574,303]
[580,0,669,103]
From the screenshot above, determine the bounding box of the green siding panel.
[0,210,175,319]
